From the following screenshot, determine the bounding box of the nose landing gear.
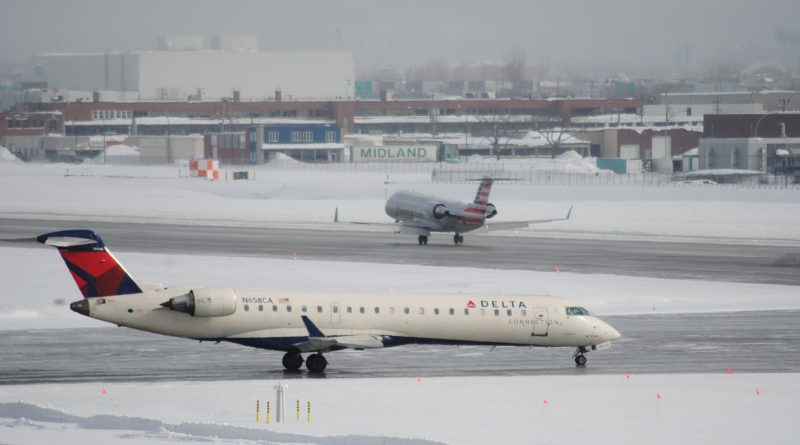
[418,235,428,245]
[574,346,588,366]
[453,233,464,244]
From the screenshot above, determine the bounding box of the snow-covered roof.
[262,142,344,150]
[71,117,335,126]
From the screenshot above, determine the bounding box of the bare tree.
[505,47,526,83]
[477,112,514,160]
[533,115,570,158]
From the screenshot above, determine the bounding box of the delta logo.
[466,299,527,309]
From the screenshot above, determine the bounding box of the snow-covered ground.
[0,373,795,445]
[1,161,798,444]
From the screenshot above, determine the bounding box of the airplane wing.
[334,208,433,235]
[293,316,385,352]
[484,205,573,232]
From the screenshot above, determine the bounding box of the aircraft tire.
[574,354,587,366]
[418,236,428,246]
[282,351,304,371]
[306,353,328,373]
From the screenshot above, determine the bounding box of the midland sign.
[351,145,438,162]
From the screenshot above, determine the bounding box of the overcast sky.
[2,0,799,77]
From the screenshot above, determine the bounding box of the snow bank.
[0,145,21,162]
[0,373,795,445]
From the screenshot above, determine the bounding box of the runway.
[2,218,799,286]
[1,310,797,384]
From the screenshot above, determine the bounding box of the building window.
[325,131,336,142]
[268,131,279,143]
[291,131,300,142]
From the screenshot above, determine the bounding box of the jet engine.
[485,203,498,219]
[432,203,450,219]
[161,288,237,317]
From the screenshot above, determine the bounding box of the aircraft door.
[331,302,341,324]
[532,308,548,336]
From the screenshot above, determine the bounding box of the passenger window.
[521,309,527,317]
[359,307,365,314]
[301,305,307,313]
[258,305,263,312]
[449,308,454,315]
[317,306,323,313]
[244,304,250,312]
[464,308,469,315]
[374,307,380,314]
[419,308,425,315]
[272,305,278,312]
[434,308,439,315]
[494,309,500,316]
[404,307,410,314]
[347,306,352,313]
[331,306,337,313]
[287,305,292,312]
[506,309,512,316]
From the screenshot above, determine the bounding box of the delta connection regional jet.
[38,229,620,373]
[338,177,572,245]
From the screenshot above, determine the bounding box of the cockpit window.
[566,306,591,316]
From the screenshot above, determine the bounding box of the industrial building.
[34,48,354,101]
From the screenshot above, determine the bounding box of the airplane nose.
[605,324,622,341]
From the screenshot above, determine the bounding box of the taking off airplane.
[340,177,572,245]
[38,229,620,373]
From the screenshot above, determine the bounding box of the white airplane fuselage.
[75,287,620,351]
[385,191,487,234]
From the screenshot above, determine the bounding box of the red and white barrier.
[190,159,220,181]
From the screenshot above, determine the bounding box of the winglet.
[301,316,326,337]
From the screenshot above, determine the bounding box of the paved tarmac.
[2,218,799,285]
[1,310,797,384]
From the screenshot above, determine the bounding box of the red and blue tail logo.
[471,177,493,210]
[37,230,142,298]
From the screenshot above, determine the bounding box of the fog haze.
[2,0,799,77]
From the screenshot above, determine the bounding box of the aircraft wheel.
[282,351,303,371]
[453,234,460,245]
[306,353,328,373]
[418,236,428,245]
[458,234,464,244]
[574,354,587,366]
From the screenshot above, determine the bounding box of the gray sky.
[2,0,799,77]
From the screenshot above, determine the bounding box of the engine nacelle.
[432,203,450,219]
[161,288,237,317]
[485,203,498,219]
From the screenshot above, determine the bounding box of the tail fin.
[37,230,142,298]
[471,177,493,209]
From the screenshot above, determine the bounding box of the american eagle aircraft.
[339,177,572,245]
[38,229,620,373]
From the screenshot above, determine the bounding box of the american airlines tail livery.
[341,177,572,245]
[39,229,620,373]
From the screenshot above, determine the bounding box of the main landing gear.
[574,346,588,366]
[282,349,328,373]
[417,235,428,245]
[453,233,464,245]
